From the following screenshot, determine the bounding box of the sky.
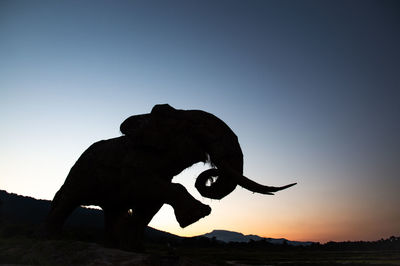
[1,0,399,243]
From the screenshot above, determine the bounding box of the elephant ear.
[120,113,151,136]
[150,104,177,117]
[120,104,179,149]
[120,104,176,135]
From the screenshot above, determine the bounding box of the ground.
[0,237,212,266]
[1,236,399,266]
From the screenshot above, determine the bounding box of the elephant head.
[120,104,296,200]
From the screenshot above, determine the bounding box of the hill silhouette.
[0,189,181,243]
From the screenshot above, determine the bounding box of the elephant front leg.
[123,173,211,228]
[103,202,163,251]
[120,202,164,251]
[164,183,212,228]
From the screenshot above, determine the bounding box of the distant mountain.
[202,230,315,246]
[203,230,263,243]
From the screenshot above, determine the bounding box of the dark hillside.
[0,190,181,243]
[0,190,101,227]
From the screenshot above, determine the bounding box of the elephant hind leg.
[44,187,78,237]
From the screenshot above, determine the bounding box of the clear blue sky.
[1,0,399,242]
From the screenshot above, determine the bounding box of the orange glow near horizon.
[145,166,400,243]
[155,214,399,244]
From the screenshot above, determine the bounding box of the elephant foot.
[174,201,211,228]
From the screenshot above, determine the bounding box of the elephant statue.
[45,104,296,250]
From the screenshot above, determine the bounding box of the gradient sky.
[1,0,399,243]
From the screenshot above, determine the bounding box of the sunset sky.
[1,0,399,243]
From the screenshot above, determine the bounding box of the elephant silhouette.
[45,104,296,250]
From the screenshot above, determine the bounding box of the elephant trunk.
[195,151,296,199]
[195,155,242,200]
[192,109,296,199]
[195,136,244,200]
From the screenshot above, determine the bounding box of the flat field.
[175,246,400,265]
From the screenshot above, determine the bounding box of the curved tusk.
[220,162,297,195]
[238,175,297,195]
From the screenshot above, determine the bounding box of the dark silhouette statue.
[45,104,296,250]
